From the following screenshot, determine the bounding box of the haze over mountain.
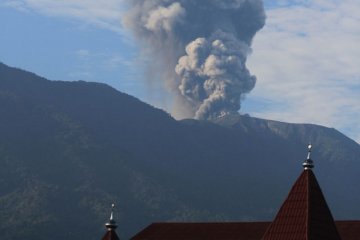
[0,62,359,240]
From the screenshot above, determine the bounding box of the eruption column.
[123,0,265,120]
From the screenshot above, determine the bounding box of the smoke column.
[123,0,265,120]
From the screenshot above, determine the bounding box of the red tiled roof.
[131,221,360,240]
[102,229,120,240]
[336,221,360,240]
[262,169,341,240]
[131,222,269,240]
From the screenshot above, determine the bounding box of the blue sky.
[1,0,360,143]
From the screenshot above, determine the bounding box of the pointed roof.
[262,145,341,240]
[101,204,120,240]
[102,230,120,240]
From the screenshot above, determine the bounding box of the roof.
[131,222,269,240]
[336,221,360,240]
[131,221,360,240]
[102,229,120,240]
[262,169,341,239]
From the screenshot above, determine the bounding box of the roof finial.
[303,143,314,170]
[307,143,312,159]
[105,203,118,230]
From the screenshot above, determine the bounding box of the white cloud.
[3,0,126,33]
[247,0,360,142]
[2,0,29,12]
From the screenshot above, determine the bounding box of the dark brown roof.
[131,222,269,240]
[262,169,341,239]
[336,221,360,240]
[101,229,120,240]
[131,221,360,240]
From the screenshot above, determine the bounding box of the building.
[102,145,360,239]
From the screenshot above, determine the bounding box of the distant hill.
[0,62,359,240]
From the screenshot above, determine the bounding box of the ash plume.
[123,0,265,120]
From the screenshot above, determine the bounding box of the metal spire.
[303,144,314,170]
[105,203,118,230]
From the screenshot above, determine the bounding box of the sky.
[0,0,359,143]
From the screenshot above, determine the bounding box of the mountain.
[0,62,359,240]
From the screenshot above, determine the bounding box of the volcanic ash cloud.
[123,0,265,120]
